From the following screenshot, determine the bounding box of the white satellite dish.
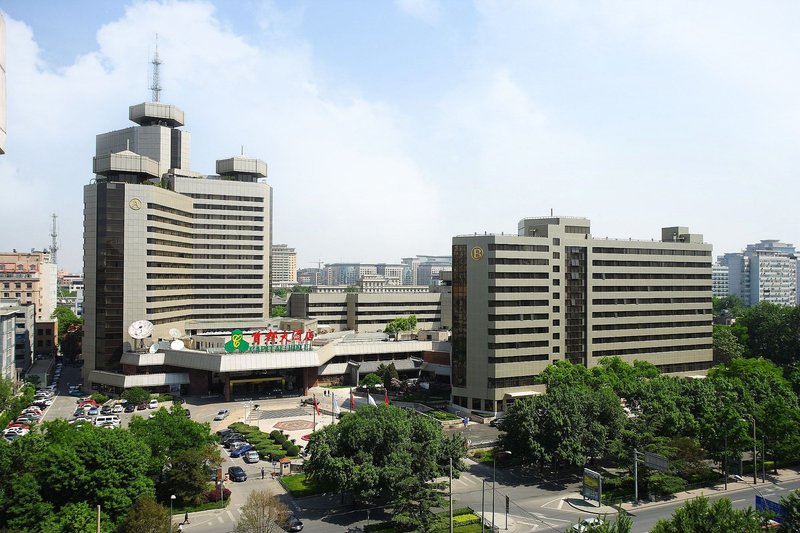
[170,339,185,351]
[149,344,158,354]
[128,320,155,340]
[169,328,182,339]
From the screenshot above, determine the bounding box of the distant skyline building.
[401,255,451,286]
[271,244,297,286]
[712,263,729,298]
[719,240,797,306]
[0,250,57,322]
[452,216,713,414]
[83,96,272,392]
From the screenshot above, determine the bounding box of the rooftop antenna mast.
[150,34,162,102]
[49,213,58,265]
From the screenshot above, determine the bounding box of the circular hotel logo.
[470,246,484,260]
[129,198,142,210]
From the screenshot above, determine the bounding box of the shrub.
[270,430,282,441]
[156,394,173,402]
[90,393,110,404]
[202,487,231,503]
[284,443,300,457]
[647,472,686,499]
[273,432,287,445]
[453,514,480,526]
[229,422,248,433]
[271,450,286,461]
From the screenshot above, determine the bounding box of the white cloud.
[395,0,441,24]
[1,1,443,270]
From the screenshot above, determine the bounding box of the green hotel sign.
[224,328,314,354]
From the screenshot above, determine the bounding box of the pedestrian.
[184,512,189,524]
[261,467,265,480]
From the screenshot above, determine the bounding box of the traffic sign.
[644,451,669,472]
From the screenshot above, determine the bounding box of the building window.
[553,265,560,272]
[15,293,20,297]
[553,333,560,339]
[37,340,43,347]
[553,293,560,299]
[553,346,560,353]
[553,306,560,312]
[26,293,31,297]
[553,319,560,326]
[553,252,560,259]
[14,283,20,289]
[2,293,7,297]
[37,329,43,335]
[552,279,560,286]
[553,238,560,245]
[26,283,32,289]
[472,398,482,410]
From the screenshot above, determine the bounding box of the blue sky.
[1,1,799,272]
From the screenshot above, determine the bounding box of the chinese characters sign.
[224,329,315,353]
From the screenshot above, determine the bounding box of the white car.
[213,409,229,421]
[148,399,159,409]
[112,404,123,413]
[572,518,603,532]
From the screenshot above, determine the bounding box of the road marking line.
[217,516,223,523]
[557,498,565,510]
[226,510,235,522]
[733,498,746,503]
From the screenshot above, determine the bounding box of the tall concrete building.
[720,240,797,306]
[271,244,297,286]
[0,251,58,321]
[83,99,272,391]
[452,216,713,414]
[401,255,451,285]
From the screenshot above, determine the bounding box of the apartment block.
[0,250,58,321]
[452,216,713,414]
[712,263,729,298]
[271,244,297,286]
[720,240,797,306]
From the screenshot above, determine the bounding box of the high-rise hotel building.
[83,100,271,389]
[452,216,713,414]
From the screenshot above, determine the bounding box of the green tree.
[384,315,418,334]
[713,295,744,318]
[51,305,83,343]
[235,490,289,533]
[120,496,176,533]
[737,302,797,366]
[41,502,113,533]
[778,489,800,532]
[392,478,447,532]
[273,288,287,298]
[290,285,312,294]
[376,363,399,389]
[712,325,745,363]
[271,305,287,317]
[128,404,218,477]
[305,404,466,507]
[122,387,152,406]
[649,496,765,532]
[163,445,220,505]
[360,373,383,390]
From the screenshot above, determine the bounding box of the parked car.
[244,450,260,463]
[148,399,159,409]
[112,404,123,413]
[184,410,191,418]
[68,417,92,425]
[136,404,147,411]
[100,406,113,415]
[284,513,304,532]
[69,389,85,397]
[214,409,229,421]
[230,444,255,458]
[217,428,234,438]
[124,404,136,413]
[222,434,245,448]
[228,466,247,482]
[87,407,99,416]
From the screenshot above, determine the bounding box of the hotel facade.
[452,216,713,414]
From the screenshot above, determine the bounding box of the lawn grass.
[173,499,228,514]
[281,473,328,498]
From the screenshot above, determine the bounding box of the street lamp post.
[449,457,453,533]
[750,416,757,485]
[481,479,487,533]
[492,451,512,530]
[169,494,176,532]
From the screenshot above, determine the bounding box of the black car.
[217,428,234,438]
[228,466,247,482]
[124,404,136,413]
[100,406,113,415]
[184,409,191,418]
[284,513,304,532]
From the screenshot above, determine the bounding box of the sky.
[1,0,799,273]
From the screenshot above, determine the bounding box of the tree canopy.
[305,404,467,507]
[384,315,418,334]
[51,305,83,344]
[649,496,766,533]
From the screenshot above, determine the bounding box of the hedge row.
[227,423,300,460]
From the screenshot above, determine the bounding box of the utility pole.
[449,457,453,533]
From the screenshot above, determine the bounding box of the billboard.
[582,468,603,505]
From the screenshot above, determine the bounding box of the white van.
[94,415,121,428]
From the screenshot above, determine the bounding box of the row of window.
[489,286,549,293]
[593,285,709,292]
[593,331,710,344]
[489,258,550,266]
[146,294,263,303]
[150,312,263,325]
[147,284,264,291]
[148,226,264,241]
[147,273,263,280]
[489,244,549,252]
[592,260,712,268]
[593,273,711,280]
[592,297,711,305]
[592,247,711,257]
[147,303,264,314]
[185,193,264,203]
[488,340,549,350]
[592,320,711,331]
[146,262,263,270]
[2,282,32,289]
[488,375,540,389]
[488,313,549,321]
[146,238,264,251]
[655,360,714,373]
[489,272,549,280]
[148,214,263,233]
[193,203,264,212]
[147,249,264,261]
[592,308,711,318]
[489,300,549,308]
[488,354,549,364]
[592,343,713,357]
[488,327,549,336]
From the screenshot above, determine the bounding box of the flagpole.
[331,394,334,423]
[313,394,316,427]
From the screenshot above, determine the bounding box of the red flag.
[350,389,355,411]
[384,389,389,405]
[313,394,320,416]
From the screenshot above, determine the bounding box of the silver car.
[213,409,229,421]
